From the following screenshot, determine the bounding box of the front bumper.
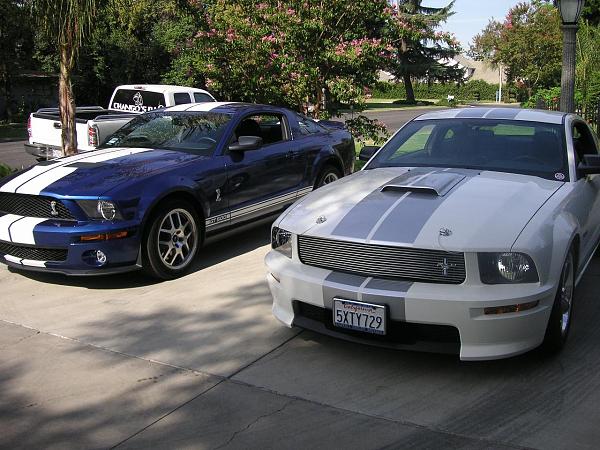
[265,251,556,361]
[0,219,142,276]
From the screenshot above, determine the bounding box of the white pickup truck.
[26,84,216,159]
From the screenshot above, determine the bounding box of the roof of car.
[163,102,286,114]
[115,84,213,95]
[415,107,567,125]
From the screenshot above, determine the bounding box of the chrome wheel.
[157,208,198,270]
[559,254,574,336]
[321,172,339,186]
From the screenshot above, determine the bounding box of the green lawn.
[0,123,27,140]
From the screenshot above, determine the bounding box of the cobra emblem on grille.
[437,258,456,276]
[50,201,59,217]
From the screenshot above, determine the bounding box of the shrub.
[0,163,14,178]
[372,80,499,101]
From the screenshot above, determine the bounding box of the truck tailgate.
[29,113,91,152]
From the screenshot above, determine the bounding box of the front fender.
[512,189,578,288]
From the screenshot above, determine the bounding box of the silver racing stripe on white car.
[321,272,414,321]
[333,169,474,244]
[331,168,437,239]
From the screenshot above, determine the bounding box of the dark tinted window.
[194,93,215,103]
[296,114,324,135]
[233,113,287,146]
[101,111,233,156]
[173,93,192,105]
[111,89,165,113]
[368,119,568,181]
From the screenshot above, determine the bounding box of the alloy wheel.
[157,208,198,270]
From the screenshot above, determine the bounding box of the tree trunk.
[403,74,416,104]
[59,38,77,156]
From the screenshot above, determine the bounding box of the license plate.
[333,299,386,335]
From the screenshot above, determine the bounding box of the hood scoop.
[381,172,465,197]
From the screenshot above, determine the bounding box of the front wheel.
[314,165,342,189]
[542,248,575,353]
[142,199,201,280]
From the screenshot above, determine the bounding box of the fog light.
[82,249,108,267]
[96,250,107,265]
[484,301,539,315]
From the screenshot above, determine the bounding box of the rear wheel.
[142,199,201,280]
[315,165,342,189]
[542,248,575,353]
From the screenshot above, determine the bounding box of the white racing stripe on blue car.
[9,217,47,245]
[4,255,21,264]
[0,147,151,194]
[0,214,21,241]
[21,259,47,268]
[16,167,78,195]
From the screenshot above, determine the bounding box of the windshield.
[101,111,233,156]
[367,119,568,181]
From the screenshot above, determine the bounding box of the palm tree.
[32,0,96,156]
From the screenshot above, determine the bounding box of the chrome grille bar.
[298,235,466,284]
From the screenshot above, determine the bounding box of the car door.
[223,111,304,224]
[568,120,600,264]
[292,113,328,189]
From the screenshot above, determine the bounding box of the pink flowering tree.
[384,0,463,103]
[166,0,390,123]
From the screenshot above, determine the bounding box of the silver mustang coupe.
[265,107,600,360]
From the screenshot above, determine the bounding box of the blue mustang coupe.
[0,102,354,279]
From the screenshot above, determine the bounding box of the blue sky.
[426,0,520,50]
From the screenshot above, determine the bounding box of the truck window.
[111,90,166,113]
[194,93,215,103]
[174,93,192,105]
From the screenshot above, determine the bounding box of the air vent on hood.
[381,172,465,197]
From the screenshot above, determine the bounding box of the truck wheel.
[315,165,342,189]
[142,199,201,280]
[542,248,575,353]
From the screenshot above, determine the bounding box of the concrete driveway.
[1,221,600,449]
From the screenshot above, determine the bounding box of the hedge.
[372,80,499,101]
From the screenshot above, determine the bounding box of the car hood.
[279,167,564,251]
[0,147,204,197]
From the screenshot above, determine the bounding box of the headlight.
[77,200,123,221]
[478,252,539,284]
[271,227,292,258]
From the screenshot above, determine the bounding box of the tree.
[576,21,600,107]
[384,0,463,103]
[582,0,600,25]
[0,0,34,121]
[166,0,390,118]
[32,0,97,155]
[469,2,562,96]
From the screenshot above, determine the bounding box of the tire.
[542,247,576,353]
[142,199,202,280]
[314,164,342,189]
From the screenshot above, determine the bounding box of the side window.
[233,113,287,146]
[573,122,599,167]
[390,124,435,159]
[173,93,192,105]
[296,114,324,135]
[194,93,215,103]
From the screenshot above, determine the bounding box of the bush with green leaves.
[372,79,499,101]
[0,163,14,179]
[345,115,389,145]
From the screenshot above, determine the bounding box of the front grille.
[0,192,75,220]
[0,241,67,261]
[295,302,460,346]
[298,235,466,284]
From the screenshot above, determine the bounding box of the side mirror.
[358,145,380,161]
[228,136,263,152]
[578,154,600,176]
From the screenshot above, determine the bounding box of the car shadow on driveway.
[8,222,273,289]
